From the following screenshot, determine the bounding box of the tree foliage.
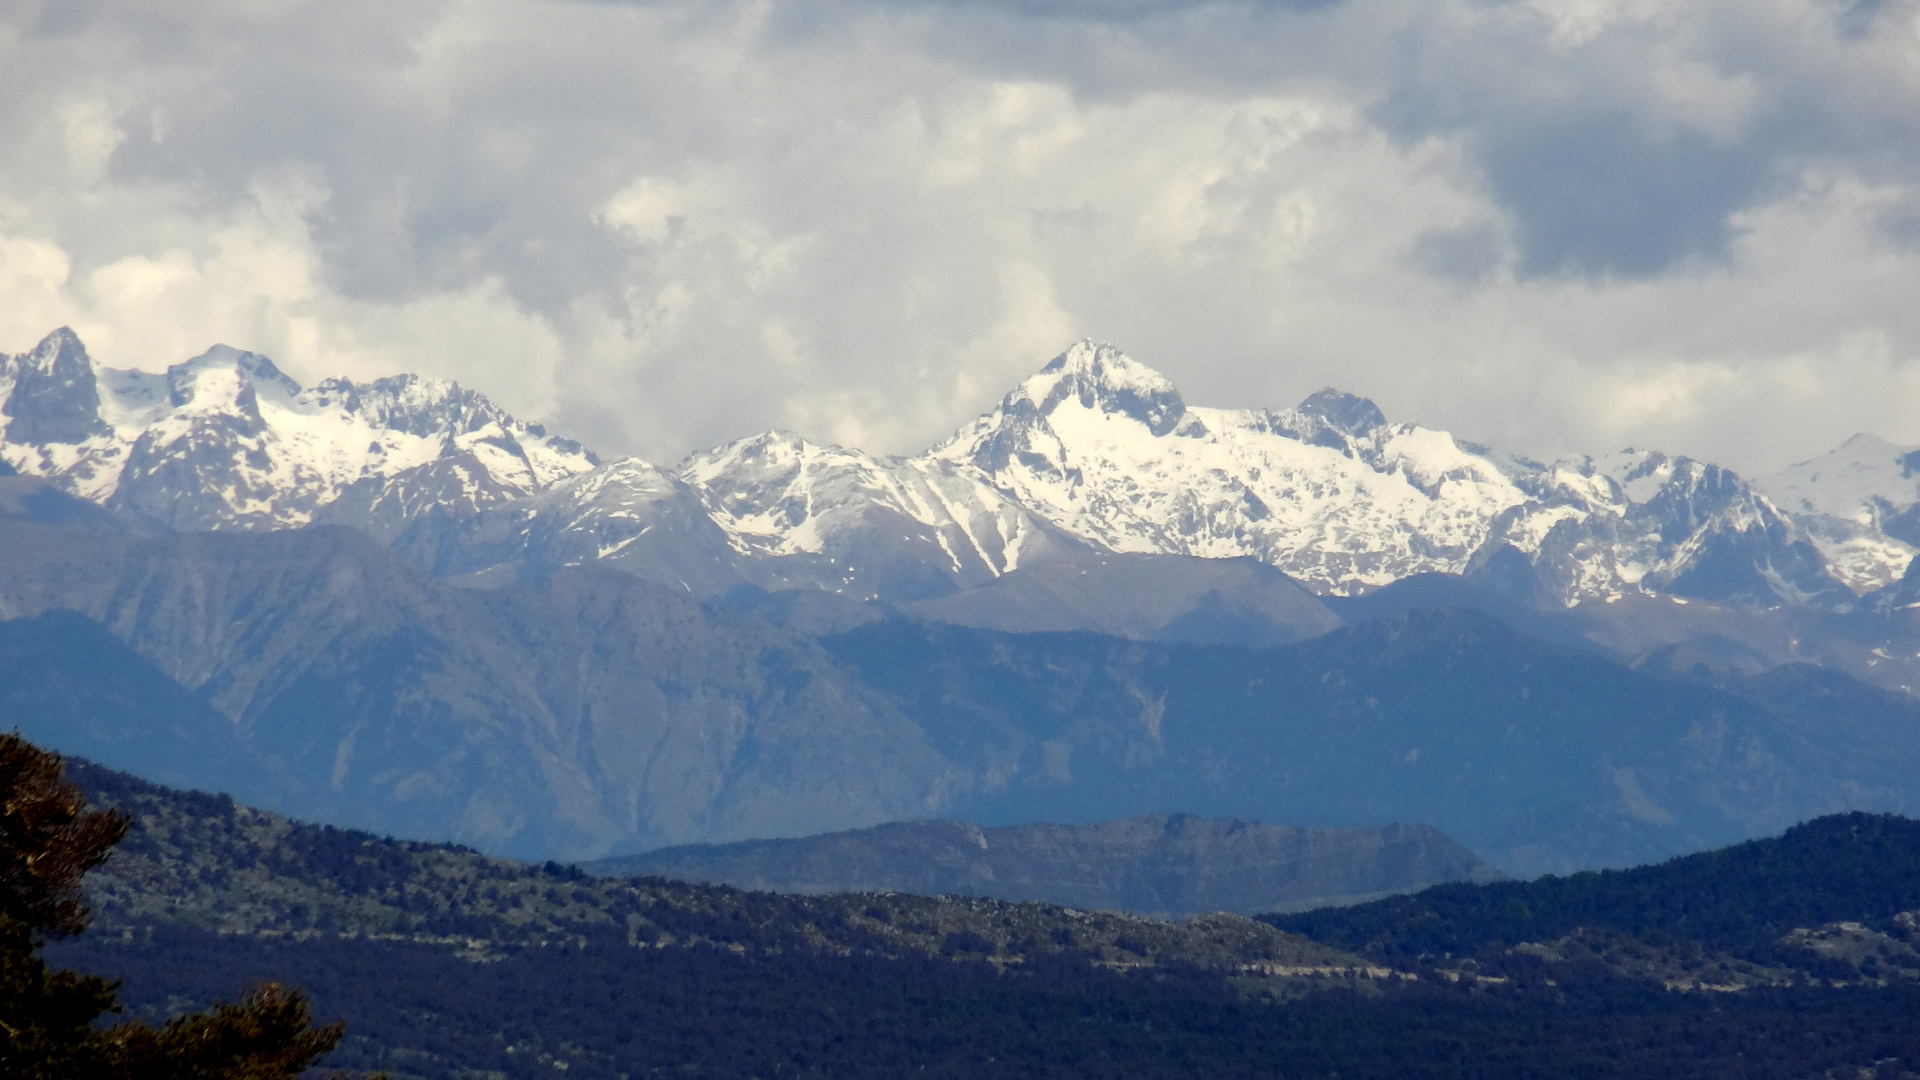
[0,732,353,1078]
[0,730,128,936]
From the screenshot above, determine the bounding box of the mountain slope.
[820,612,1920,876]
[0,610,255,798]
[896,552,1342,644]
[65,757,1360,973]
[586,815,1499,918]
[7,516,1916,872]
[0,520,960,858]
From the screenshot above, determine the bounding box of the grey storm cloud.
[1368,0,1920,280]
[3,0,1920,478]
[1479,114,1770,277]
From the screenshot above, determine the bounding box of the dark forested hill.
[1267,812,1920,985]
[65,759,1358,973]
[40,761,1920,1079]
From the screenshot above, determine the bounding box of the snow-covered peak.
[166,345,302,410]
[545,455,685,505]
[308,373,498,437]
[932,342,1202,482]
[906,342,1856,605]
[954,340,1191,450]
[1020,340,1187,434]
[680,427,1054,586]
[679,429,826,488]
[4,329,1892,611]
[1588,449,1680,505]
[1758,433,1920,524]
[1747,433,1920,594]
[919,343,1549,593]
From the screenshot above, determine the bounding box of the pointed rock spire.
[1025,340,1187,436]
[3,328,110,445]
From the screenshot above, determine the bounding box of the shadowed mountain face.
[586,815,1501,918]
[6,517,1920,872]
[816,617,1920,877]
[0,520,956,859]
[895,553,1342,646]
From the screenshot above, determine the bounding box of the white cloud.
[2,0,1919,477]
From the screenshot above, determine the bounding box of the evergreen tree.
[0,732,355,1078]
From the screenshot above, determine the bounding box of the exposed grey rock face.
[2,327,111,445]
[587,814,1500,918]
[1296,387,1387,438]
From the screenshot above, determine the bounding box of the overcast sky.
[4,0,1920,475]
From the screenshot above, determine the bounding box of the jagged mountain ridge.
[2,327,1906,608]
[390,342,1884,608]
[455,342,1863,607]
[922,344,1850,604]
[0,328,597,533]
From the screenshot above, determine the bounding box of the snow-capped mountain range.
[0,327,596,536]
[6,326,1918,613]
